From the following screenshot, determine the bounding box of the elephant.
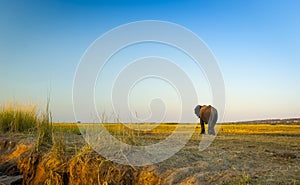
[194,105,218,135]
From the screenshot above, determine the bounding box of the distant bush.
[0,102,38,132]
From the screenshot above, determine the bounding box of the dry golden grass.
[2,122,299,184]
[17,142,161,185]
[218,124,300,135]
[53,122,300,136]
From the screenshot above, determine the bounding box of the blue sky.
[1,0,299,122]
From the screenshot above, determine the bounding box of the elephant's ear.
[194,105,201,117]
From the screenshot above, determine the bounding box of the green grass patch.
[0,101,54,151]
[0,102,38,132]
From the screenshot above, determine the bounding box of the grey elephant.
[194,105,218,135]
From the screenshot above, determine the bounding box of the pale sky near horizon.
[1,0,299,123]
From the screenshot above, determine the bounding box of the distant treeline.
[223,118,300,124]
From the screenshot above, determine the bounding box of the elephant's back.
[200,105,211,122]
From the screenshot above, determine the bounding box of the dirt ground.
[0,125,300,184]
[158,133,300,184]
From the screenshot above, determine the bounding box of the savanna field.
[0,103,300,184]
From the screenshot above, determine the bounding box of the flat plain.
[1,123,300,184]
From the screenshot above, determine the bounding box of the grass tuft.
[36,99,53,151]
[0,102,38,133]
[0,100,54,151]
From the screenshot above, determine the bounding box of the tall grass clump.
[0,102,38,132]
[0,100,54,150]
[36,99,53,150]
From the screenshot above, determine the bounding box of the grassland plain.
[1,123,300,184]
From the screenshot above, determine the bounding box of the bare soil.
[159,133,300,184]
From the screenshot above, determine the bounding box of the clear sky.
[1,0,299,122]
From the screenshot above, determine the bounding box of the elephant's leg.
[200,120,205,134]
[208,124,215,135]
[208,113,217,135]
